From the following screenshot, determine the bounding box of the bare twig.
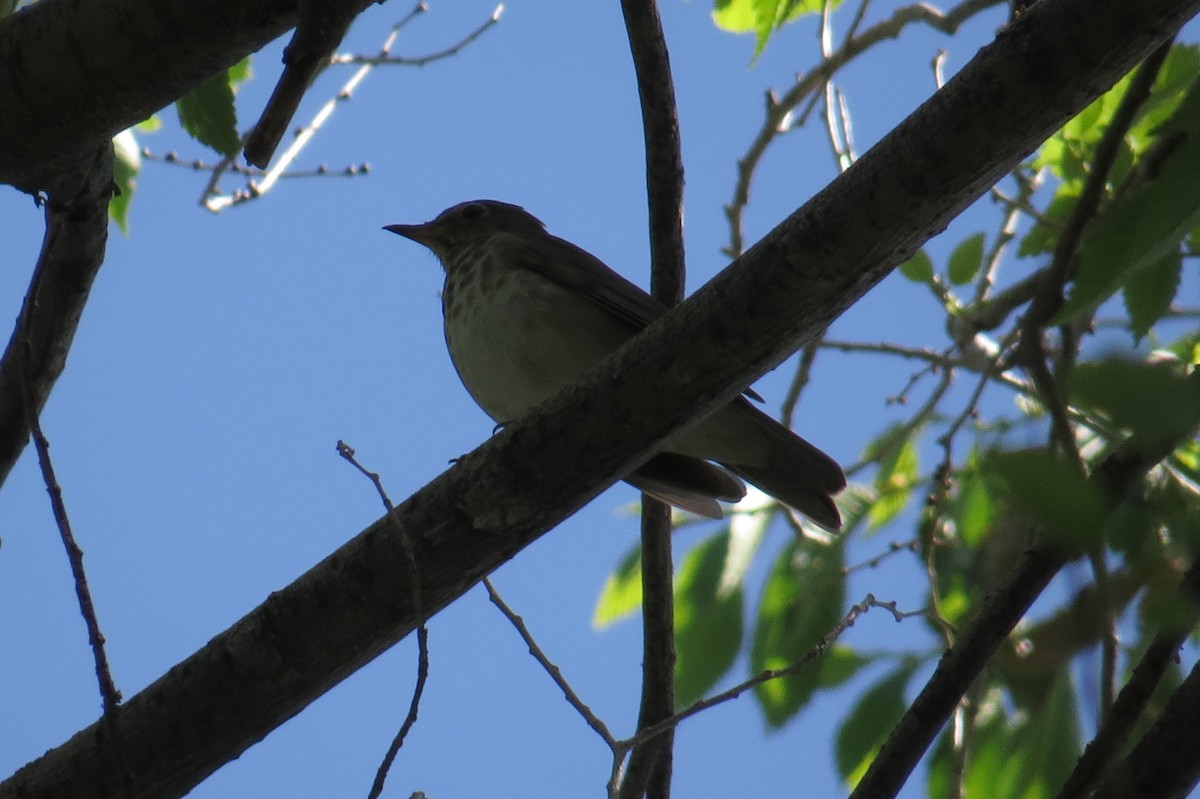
[483,579,618,748]
[11,142,128,786]
[20,382,122,714]
[205,4,502,211]
[330,3,503,67]
[619,595,889,751]
[144,148,370,179]
[723,0,1002,256]
[6,145,121,710]
[335,441,430,799]
[780,341,821,428]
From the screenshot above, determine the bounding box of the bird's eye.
[460,203,486,221]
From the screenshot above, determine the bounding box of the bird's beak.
[383,222,427,243]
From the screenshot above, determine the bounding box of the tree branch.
[850,397,1196,799]
[3,0,1197,795]
[1090,654,1200,799]
[0,143,114,486]
[0,0,331,193]
[620,0,686,795]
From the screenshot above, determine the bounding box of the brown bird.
[385,200,845,530]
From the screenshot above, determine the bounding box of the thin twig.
[780,341,821,428]
[204,4,503,211]
[145,148,370,179]
[330,3,503,67]
[619,595,890,751]
[483,578,618,748]
[723,0,1002,256]
[335,440,430,799]
[14,156,123,719]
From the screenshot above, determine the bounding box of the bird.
[384,200,845,530]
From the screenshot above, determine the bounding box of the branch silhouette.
[2,0,1198,796]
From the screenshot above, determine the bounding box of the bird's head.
[384,200,545,261]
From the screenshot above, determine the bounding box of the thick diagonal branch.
[3,1,1197,796]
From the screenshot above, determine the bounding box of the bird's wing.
[498,231,667,333]
[499,231,767,403]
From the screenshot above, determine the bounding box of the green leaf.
[928,696,1012,799]
[817,645,870,689]
[674,532,744,707]
[1127,47,1200,152]
[751,537,846,726]
[1123,250,1182,340]
[989,449,1107,551]
[109,129,141,233]
[1018,184,1080,258]
[957,468,996,548]
[835,661,917,782]
[711,0,758,32]
[1163,329,1200,367]
[136,115,162,133]
[227,56,253,86]
[713,0,837,60]
[1056,130,1200,323]
[997,671,1082,799]
[593,544,642,628]
[868,436,918,530]
[176,68,241,157]
[1069,358,1200,445]
[948,232,986,285]
[898,249,934,283]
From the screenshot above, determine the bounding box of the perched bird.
[385,200,845,530]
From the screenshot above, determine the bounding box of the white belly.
[443,266,771,467]
[444,269,632,423]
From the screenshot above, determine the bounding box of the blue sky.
[1,2,1195,797]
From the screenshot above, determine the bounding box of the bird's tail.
[721,405,845,532]
[626,453,747,520]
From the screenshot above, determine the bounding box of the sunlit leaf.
[1162,330,1200,367]
[227,55,253,86]
[1056,121,1200,323]
[1128,46,1200,152]
[674,531,744,707]
[593,544,642,628]
[109,129,141,233]
[136,115,162,133]
[751,537,846,726]
[713,0,839,60]
[723,494,772,593]
[868,436,919,530]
